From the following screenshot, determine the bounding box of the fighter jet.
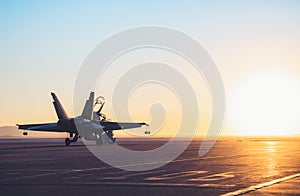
[17,92,149,146]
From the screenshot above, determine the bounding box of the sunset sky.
[1,1,300,137]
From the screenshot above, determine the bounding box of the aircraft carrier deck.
[0,138,299,195]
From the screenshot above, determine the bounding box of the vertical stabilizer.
[51,92,69,119]
[81,92,95,120]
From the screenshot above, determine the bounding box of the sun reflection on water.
[264,141,278,177]
[265,141,276,152]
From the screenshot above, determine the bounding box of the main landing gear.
[65,133,79,146]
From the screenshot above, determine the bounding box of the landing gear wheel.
[65,138,71,146]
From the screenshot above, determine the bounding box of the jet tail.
[51,92,69,119]
[81,92,95,120]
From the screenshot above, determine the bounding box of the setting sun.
[228,71,300,136]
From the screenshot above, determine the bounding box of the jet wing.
[17,123,65,132]
[100,121,148,131]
